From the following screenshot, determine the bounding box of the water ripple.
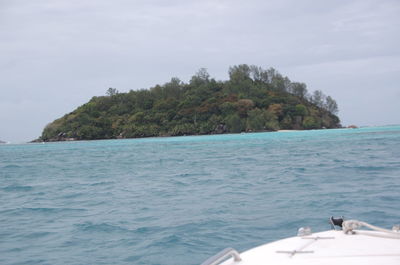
[0,126,399,265]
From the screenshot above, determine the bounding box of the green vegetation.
[39,65,340,141]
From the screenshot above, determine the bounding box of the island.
[36,65,340,142]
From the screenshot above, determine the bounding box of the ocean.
[1,126,399,265]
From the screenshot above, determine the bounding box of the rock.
[30,138,43,143]
[214,124,227,134]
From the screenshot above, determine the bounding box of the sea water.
[1,126,399,265]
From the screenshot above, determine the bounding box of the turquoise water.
[1,126,400,265]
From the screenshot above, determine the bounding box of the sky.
[1,0,399,143]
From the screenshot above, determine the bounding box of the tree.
[266,68,277,83]
[262,110,280,131]
[225,114,243,133]
[291,82,308,99]
[281,115,293,129]
[267,103,283,118]
[271,72,286,91]
[303,116,320,129]
[312,90,325,108]
[106,87,118,96]
[163,77,182,99]
[190,68,210,85]
[249,65,271,83]
[325,96,338,115]
[229,64,251,82]
[295,104,308,116]
[246,108,265,131]
[236,99,254,117]
[220,102,237,116]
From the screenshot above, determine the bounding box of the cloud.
[0,0,399,142]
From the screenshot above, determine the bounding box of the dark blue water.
[1,126,400,265]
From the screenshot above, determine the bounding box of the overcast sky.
[1,0,399,143]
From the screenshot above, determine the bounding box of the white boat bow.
[201,219,400,265]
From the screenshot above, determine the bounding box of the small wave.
[134,225,164,235]
[378,195,397,201]
[24,231,54,239]
[240,157,258,162]
[177,172,211,178]
[147,234,181,248]
[124,254,142,262]
[89,181,115,186]
[0,207,86,216]
[344,165,388,172]
[2,185,33,192]
[11,259,47,265]
[74,222,131,233]
[169,179,189,187]
[7,247,25,253]
[60,192,85,199]
[159,158,185,163]
[2,164,21,169]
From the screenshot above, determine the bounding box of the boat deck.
[219,230,400,265]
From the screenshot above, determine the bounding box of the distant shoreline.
[31,127,350,143]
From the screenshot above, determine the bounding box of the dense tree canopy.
[39,65,340,141]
